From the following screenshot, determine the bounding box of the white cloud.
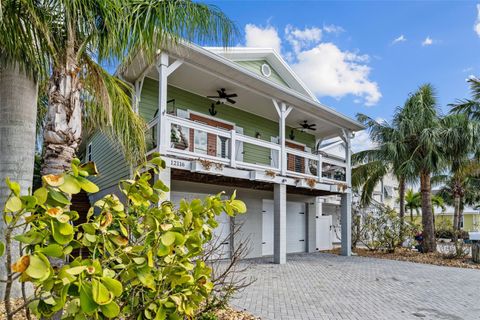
[291,43,381,106]
[323,24,345,34]
[475,4,480,37]
[285,25,323,53]
[243,23,380,106]
[392,34,407,44]
[244,24,282,53]
[422,36,433,46]
[351,130,376,153]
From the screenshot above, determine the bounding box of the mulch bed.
[0,300,259,320]
[323,247,480,270]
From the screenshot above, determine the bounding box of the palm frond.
[82,55,146,164]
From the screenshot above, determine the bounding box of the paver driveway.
[231,253,480,320]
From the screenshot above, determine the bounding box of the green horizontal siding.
[166,85,315,166]
[236,60,289,88]
[139,77,159,122]
[87,133,131,190]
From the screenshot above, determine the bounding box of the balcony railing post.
[230,129,236,168]
[317,153,322,182]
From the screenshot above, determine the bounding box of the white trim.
[187,109,237,128]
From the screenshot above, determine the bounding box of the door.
[189,113,234,159]
[172,191,231,258]
[316,216,333,250]
[286,202,306,253]
[262,200,307,255]
[286,141,305,173]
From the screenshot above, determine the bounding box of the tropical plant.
[1,154,246,319]
[404,189,420,222]
[38,0,237,175]
[352,113,414,241]
[393,84,444,253]
[0,0,53,297]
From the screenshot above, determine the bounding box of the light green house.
[86,44,364,263]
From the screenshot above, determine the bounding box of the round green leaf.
[33,187,48,205]
[161,231,176,246]
[100,301,120,318]
[49,190,71,205]
[5,196,22,212]
[25,254,50,280]
[6,177,21,196]
[59,175,81,194]
[79,284,97,313]
[76,176,99,193]
[66,266,87,275]
[92,278,113,305]
[101,277,123,297]
[39,244,64,258]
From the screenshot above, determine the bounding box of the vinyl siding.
[139,78,315,166]
[235,60,289,88]
[87,132,130,191]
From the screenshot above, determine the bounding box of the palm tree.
[352,113,414,240]
[1,0,236,175]
[394,84,443,253]
[0,1,54,302]
[404,189,421,222]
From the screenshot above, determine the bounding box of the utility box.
[470,232,480,263]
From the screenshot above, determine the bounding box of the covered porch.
[119,43,363,262]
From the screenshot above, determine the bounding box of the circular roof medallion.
[261,63,272,77]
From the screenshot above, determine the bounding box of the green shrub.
[196,311,218,320]
[1,154,246,319]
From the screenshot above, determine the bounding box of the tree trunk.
[398,177,406,243]
[0,63,38,299]
[410,208,414,223]
[420,170,436,253]
[41,59,82,175]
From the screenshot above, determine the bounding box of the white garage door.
[171,192,231,259]
[262,200,306,255]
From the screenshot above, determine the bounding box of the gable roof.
[205,47,318,101]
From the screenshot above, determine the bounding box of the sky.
[207,0,480,151]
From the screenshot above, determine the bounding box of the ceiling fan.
[207,88,238,104]
[297,120,317,131]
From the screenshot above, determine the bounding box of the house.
[85,43,364,264]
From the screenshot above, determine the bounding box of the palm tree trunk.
[410,208,414,223]
[0,63,38,299]
[398,177,406,242]
[41,56,82,175]
[420,170,436,253]
[453,194,461,230]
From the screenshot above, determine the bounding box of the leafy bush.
[1,154,246,319]
[356,207,416,253]
[196,311,218,320]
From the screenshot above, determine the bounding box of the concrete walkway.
[231,253,480,320]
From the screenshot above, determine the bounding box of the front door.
[286,141,305,174]
[189,113,233,159]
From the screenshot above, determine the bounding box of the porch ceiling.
[146,62,345,139]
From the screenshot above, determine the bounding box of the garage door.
[262,200,306,255]
[171,191,231,259]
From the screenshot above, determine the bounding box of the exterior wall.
[86,132,131,191]
[170,180,316,258]
[235,60,289,87]
[139,78,316,166]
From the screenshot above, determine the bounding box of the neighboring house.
[318,139,400,244]
[86,44,363,264]
[434,205,480,232]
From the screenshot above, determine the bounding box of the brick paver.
[231,253,480,320]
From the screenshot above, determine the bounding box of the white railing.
[149,115,347,184]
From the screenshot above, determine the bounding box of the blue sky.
[209,0,480,150]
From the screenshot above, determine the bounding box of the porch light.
[255,131,261,139]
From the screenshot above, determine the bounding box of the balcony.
[146,114,347,191]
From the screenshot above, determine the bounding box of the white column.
[156,53,169,154]
[230,129,236,168]
[273,183,287,264]
[272,99,292,175]
[158,166,171,201]
[341,130,352,256]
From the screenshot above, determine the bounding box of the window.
[384,186,394,198]
[217,136,229,159]
[87,143,92,162]
[194,130,208,155]
[261,63,272,77]
[459,215,464,229]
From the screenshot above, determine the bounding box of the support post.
[158,166,171,201]
[156,53,169,154]
[273,183,287,264]
[340,129,353,256]
[230,129,236,168]
[272,99,292,176]
[307,198,320,253]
